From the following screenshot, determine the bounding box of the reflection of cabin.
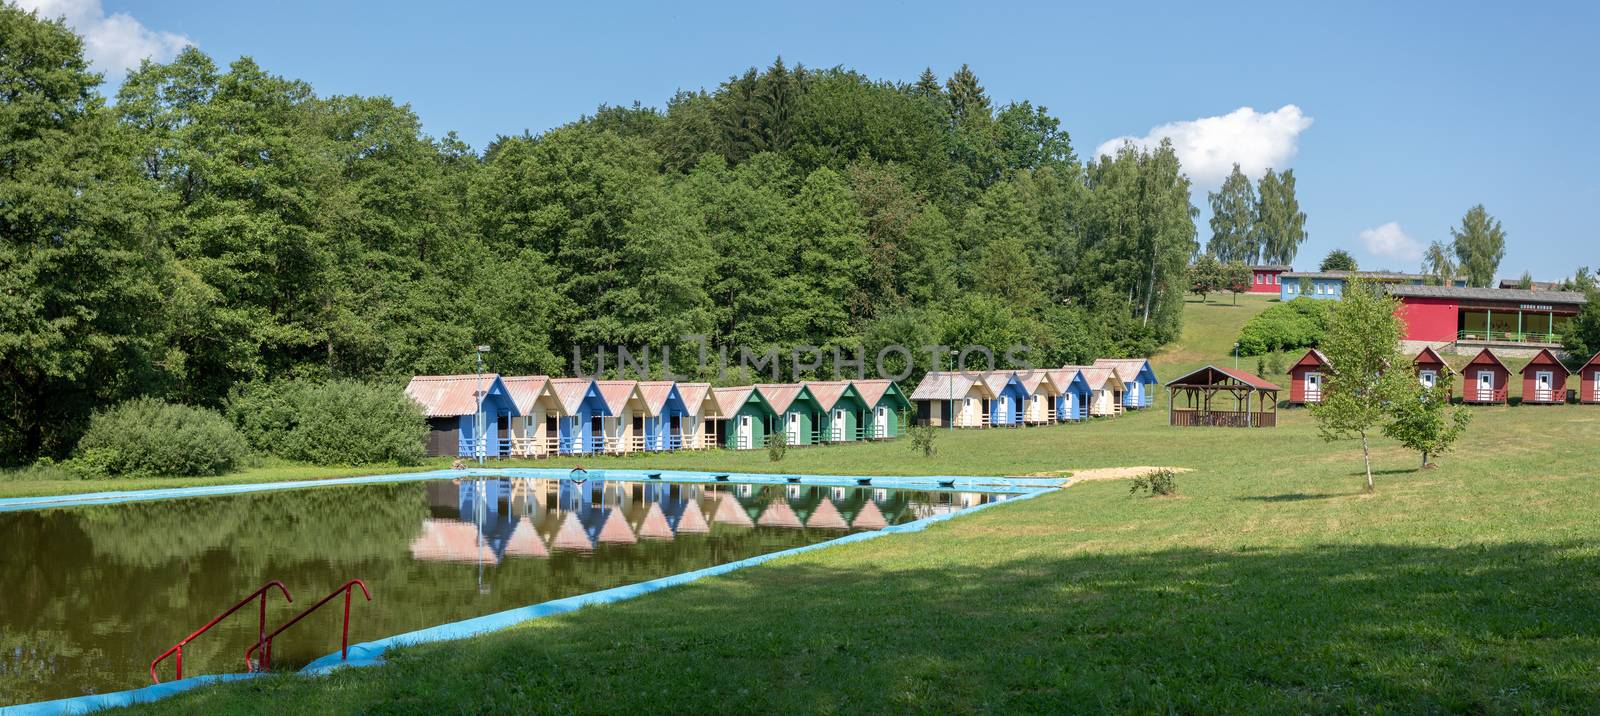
[1462,349,1510,405]
[1287,349,1329,405]
[1166,366,1280,428]
[1519,348,1570,405]
[1580,352,1600,405]
[911,372,997,427]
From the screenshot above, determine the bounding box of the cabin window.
[546,415,558,434]
[633,415,644,433]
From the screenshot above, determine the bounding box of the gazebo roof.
[1166,365,1281,392]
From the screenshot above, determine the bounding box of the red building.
[1580,352,1600,405]
[1520,348,1570,405]
[1412,346,1450,394]
[1248,265,1290,294]
[1389,285,1585,350]
[1287,348,1329,404]
[1461,349,1510,404]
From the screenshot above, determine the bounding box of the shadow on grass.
[1235,491,1360,502]
[141,541,1600,715]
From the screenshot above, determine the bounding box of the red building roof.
[1520,348,1570,379]
[1463,348,1510,373]
[1412,346,1447,368]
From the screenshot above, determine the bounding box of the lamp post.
[474,345,491,465]
[1232,342,1240,372]
[947,349,958,431]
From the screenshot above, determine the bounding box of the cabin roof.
[1250,264,1293,272]
[636,381,680,415]
[1092,358,1154,383]
[1582,351,1600,371]
[1166,365,1282,391]
[1046,368,1087,392]
[548,378,599,414]
[1386,284,1587,305]
[1291,349,1330,370]
[909,372,993,400]
[1063,366,1122,391]
[1520,348,1571,377]
[754,384,812,414]
[1463,348,1511,373]
[405,374,518,418]
[802,381,858,411]
[851,379,905,408]
[676,382,715,415]
[1016,370,1058,394]
[594,380,640,414]
[501,376,551,414]
[980,371,1020,395]
[712,386,759,416]
[1413,346,1448,367]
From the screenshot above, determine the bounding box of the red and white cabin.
[1249,265,1291,294]
[1580,351,1600,405]
[1461,348,1510,404]
[1519,348,1570,405]
[1287,348,1330,404]
[1412,346,1449,393]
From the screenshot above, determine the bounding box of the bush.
[766,429,788,462]
[72,398,249,477]
[1236,298,1331,356]
[1130,469,1178,497]
[228,380,427,466]
[908,424,938,457]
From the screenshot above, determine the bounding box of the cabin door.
[1595,371,1600,402]
[787,412,802,444]
[1535,371,1553,402]
[875,406,889,437]
[737,415,753,449]
[1476,371,1495,401]
[998,396,1009,424]
[832,409,846,440]
[1419,370,1437,390]
[1305,372,1322,402]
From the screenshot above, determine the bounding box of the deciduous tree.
[1310,278,1413,490]
[1450,204,1506,287]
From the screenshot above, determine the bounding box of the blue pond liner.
[1,470,1061,714]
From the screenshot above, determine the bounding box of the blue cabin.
[638,381,691,451]
[981,372,1028,426]
[548,378,613,454]
[406,374,521,458]
[1095,359,1158,409]
[1280,271,1468,301]
[1049,369,1093,421]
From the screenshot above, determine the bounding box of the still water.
[0,476,1013,704]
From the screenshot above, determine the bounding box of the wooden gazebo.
[1166,365,1281,428]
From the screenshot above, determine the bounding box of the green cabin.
[852,379,912,439]
[754,384,825,447]
[711,386,776,450]
[803,381,872,442]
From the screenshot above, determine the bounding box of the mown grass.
[0,459,444,499]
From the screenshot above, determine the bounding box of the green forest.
[2,6,1202,463]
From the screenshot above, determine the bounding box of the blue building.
[406,374,521,458]
[1048,368,1092,421]
[548,378,613,454]
[1094,358,1159,409]
[1280,271,1467,301]
[981,372,1028,426]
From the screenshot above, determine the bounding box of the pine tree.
[944,64,991,125]
[911,68,942,99]
[1450,204,1506,287]
[1207,164,1258,263]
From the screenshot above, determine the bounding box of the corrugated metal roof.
[980,372,1017,395]
[851,379,893,407]
[802,381,854,411]
[1016,370,1058,394]
[1250,264,1293,272]
[1062,366,1119,391]
[909,372,990,401]
[1045,368,1084,391]
[501,376,550,414]
[1386,284,1587,305]
[713,386,756,417]
[1166,365,1281,391]
[1283,270,1439,281]
[677,382,715,415]
[1092,358,1151,383]
[754,384,807,414]
[405,374,502,418]
[595,380,641,414]
[636,381,678,415]
[548,378,596,414]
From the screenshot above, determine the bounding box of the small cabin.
[637,381,692,450]
[910,372,998,427]
[804,381,871,443]
[1093,358,1159,409]
[1287,349,1330,405]
[406,374,521,458]
[1519,348,1570,405]
[981,372,1029,426]
[1412,346,1450,392]
[1047,368,1092,421]
[1578,352,1600,405]
[503,376,562,457]
[595,381,646,453]
[1461,349,1510,405]
[755,384,824,446]
[850,379,912,439]
[548,378,613,454]
[712,386,774,450]
[675,382,719,449]
[1017,371,1061,424]
[1067,366,1125,417]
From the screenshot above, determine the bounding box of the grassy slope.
[97,297,1600,712]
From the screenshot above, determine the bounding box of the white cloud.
[16,0,191,79]
[1358,222,1424,261]
[1095,105,1313,188]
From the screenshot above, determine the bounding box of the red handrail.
[150,580,293,684]
[245,579,371,673]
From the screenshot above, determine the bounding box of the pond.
[0,475,1016,705]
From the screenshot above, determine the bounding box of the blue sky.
[28,0,1599,281]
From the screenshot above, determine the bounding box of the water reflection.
[0,478,1011,705]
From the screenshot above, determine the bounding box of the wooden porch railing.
[1170,409,1277,428]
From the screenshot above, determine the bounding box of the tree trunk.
[1361,431,1374,491]
[1421,451,1430,469]
[1142,253,1157,325]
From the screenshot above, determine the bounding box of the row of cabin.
[907,359,1159,427]
[1288,346,1600,406]
[405,376,915,457]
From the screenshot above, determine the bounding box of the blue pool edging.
[0,468,1063,513]
[2,480,1059,714]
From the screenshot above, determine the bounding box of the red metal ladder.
[149,581,293,683]
[245,579,372,673]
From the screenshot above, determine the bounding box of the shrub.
[73,398,249,477]
[1236,298,1331,356]
[228,380,427,466]
[1129,469,1178,497]
[766,430,788,462]
[908,424,938,457]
